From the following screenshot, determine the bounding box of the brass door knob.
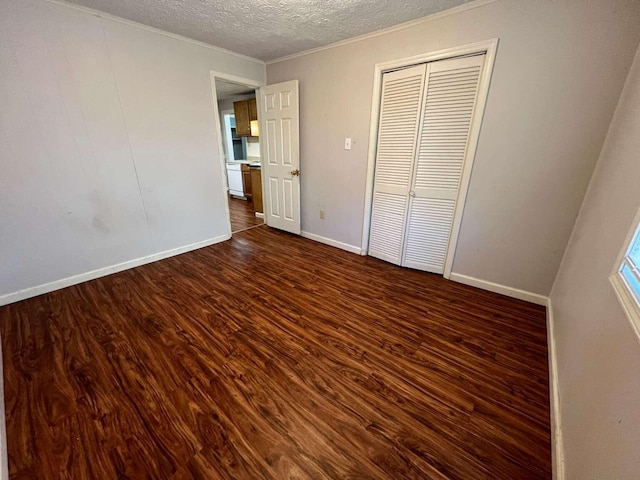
[290,169,301,177]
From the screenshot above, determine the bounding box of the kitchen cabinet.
[233,98,258,137]
[241,164,252,199]
[248,98,257,121]
[250,166,263,214]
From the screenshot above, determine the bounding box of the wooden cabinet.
[233,101,250,137]
[233,98,258,137]
[248,98,257,122]
[250,167,263,214]
[241,164,252,199]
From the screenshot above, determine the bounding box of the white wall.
[550,44,640,479]
[266,0,640,296]
[0,0,265,303]
[246,137,261,159]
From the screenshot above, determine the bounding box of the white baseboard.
[546,299,565,480]
[300,231,362,255]
[448,272,548,306]
[0,233,231,307]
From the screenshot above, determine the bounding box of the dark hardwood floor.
[0,225,551,479]
[229,196,263,233]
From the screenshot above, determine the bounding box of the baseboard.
[300,231,362,255]
[546,299,565,480]
[448,272,548,306]
[0,233,231,307]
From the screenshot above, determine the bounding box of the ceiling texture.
[64,0,472,61]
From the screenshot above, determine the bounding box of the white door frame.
[360,39,499,279]
[221,109,235,162]
[209,71,265,236]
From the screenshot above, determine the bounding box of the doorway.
[211,74,265,234]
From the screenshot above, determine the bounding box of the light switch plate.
[344,138,352,150]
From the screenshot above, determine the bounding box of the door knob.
[409,190,416,197]
[290,169,300,177]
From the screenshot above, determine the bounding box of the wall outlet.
[320,209,325,219]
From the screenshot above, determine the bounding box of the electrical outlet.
[320,209,325,219]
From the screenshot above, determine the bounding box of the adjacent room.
[215,79,265,233]
[1,0,640,479]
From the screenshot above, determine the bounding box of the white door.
[368,64,427,264]
[369,55,485,273]
[403,55,485,274]
[258,80,301,234]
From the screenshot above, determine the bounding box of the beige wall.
[267,0,640,295]
[0,0,265,303]
[550,44,640,479]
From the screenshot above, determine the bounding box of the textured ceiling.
[64,0,472,61]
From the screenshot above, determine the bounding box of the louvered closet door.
[402,55,485,273]
[368,64,427,264]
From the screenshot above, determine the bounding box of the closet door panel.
[403,55,484,273]
[369,192,408,263]
[368,64,426,265]
[403,197,456,273]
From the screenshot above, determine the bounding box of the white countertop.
[226,159,261,167]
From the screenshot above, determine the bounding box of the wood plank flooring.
[229,196,263,233]
[0,225,551,479]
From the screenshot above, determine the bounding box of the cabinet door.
[250,168,263,214]
[234,100,250,136]
[242,164,253,198]
[248,98,258,121]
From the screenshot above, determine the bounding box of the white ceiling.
[64,0,472,61]
[215,80,255,100]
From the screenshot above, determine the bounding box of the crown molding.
[266,0,499,65]
[43,0,265,66]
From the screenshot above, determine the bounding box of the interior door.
[402,55,485,274]
[258,80,301,235]
[368,65,427,264]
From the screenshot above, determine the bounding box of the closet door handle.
[409,190,416,197]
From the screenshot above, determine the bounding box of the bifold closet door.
[369,54,485,273]
[368,64,427,265]
[403,55,485,274]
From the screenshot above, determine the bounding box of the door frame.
[360,39,499,279]
[209,71,265,236]
[220,109,235,162]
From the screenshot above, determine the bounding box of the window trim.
[610,207,640,342]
